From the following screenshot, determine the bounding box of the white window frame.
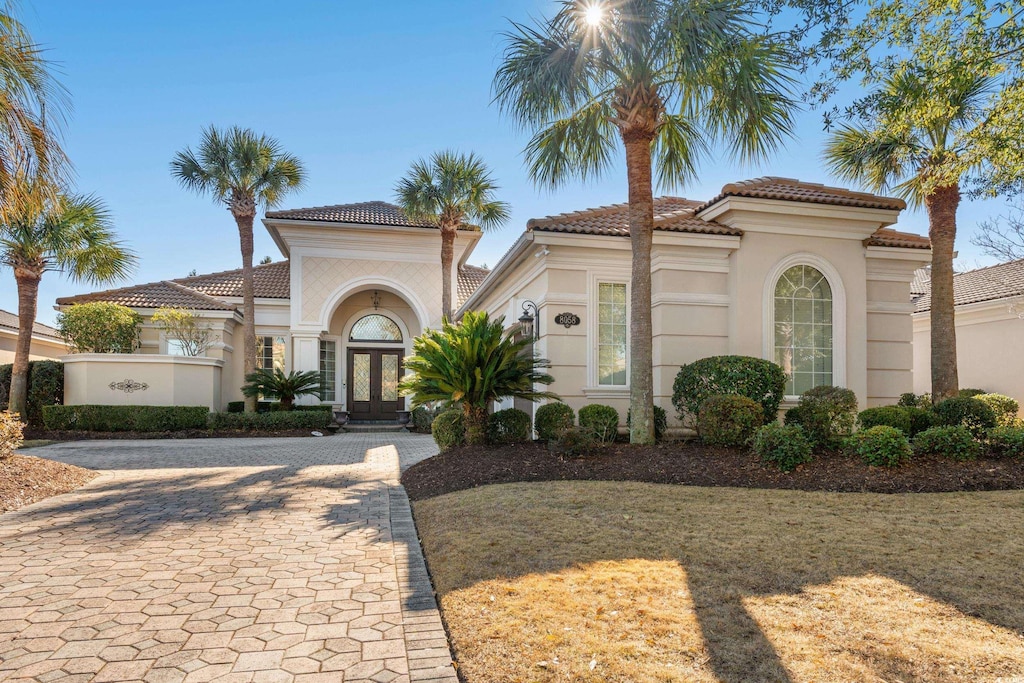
[589,277,631,390]
[319,337,339,403]
[762,252,846,399]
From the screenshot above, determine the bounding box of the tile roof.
[914,258,1024,312]
[527,197,742,237]
[864,228,931,250]
[698,177,907,212]
[57,261,290,311]
[266,201,439,228]
[457,265,490,308]
[0,309,63,340]
[910,268,930,296]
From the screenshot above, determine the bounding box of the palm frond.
[393,151,510,231]
[524,100,618,188]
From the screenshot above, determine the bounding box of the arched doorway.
[345,313,405,420]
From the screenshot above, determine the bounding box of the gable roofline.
[914,257,1024,313]
[0,309,64,342]
[696,176,907,214]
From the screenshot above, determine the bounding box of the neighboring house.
[0,309,68,365]
[913,259,1024,408]
[58,178,930,420]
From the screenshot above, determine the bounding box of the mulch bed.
[0,453,97,513]
[23,428,332,441]
[402,440,1024,500]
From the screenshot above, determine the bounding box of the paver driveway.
[0,434,456,683]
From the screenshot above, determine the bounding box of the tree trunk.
[234,211,259,413]
[9,268,41,420]
[463,403,488,445]
[925,184,961,402]
[622,131,656,445]
[440,224,456,321]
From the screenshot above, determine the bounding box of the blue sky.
[3,0,1009,324]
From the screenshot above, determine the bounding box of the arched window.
[349,314,402,342]
[774,265,833,395]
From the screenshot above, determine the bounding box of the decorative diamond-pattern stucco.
[301,257,441,323]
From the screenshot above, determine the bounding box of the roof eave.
[455,232,536,317]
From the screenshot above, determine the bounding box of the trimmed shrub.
[579,404,619,443]
[751,423,813,472]
[848,426,912,467]
[857,405,911,434]
[207,410,332,431]
[933,396,996,438]
[697,394,762,447]
[535,402,575,441]
[431,409,465,452]
[976,393,1019,428]
[43,405,210,432]
[226,401,245,413]
[988,426,1024,458]
[897,392,930,408]
[411,406,436,433]
[789,386,858,449]
[672,355,786,423]
[912,425,981,461]
[56,302,141,353]
[487,408,531,445]
[0,411,24,459]
[0,360,64,427]
[958,388,986,398]
[626,405,668,441]
[549,426,596,457]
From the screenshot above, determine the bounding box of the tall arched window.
[774,265,833,395]
[349,314,402,342]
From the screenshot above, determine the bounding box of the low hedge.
[43,405,210,432]
[912,425,981,461]
[208,410,333,430]
[988,426,1024,458]
[673,355,787,423]
[227,401,332,414]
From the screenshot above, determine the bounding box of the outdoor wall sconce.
[518,300,539,340]
[371,290,381,310]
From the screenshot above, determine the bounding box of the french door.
[347,348,403,420]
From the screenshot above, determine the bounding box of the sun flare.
[584,3,604,26]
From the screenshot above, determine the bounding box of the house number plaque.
[554,312,581,329]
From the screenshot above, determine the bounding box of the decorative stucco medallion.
[109,379,149,393]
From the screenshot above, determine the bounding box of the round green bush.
[976,393,1019,428]
[697,394,763,447]
[933,396,996,438]
[988,426,1024,458]
[912,425,981,461]
[487,408,532,445]
[534,402,575,441]
[857,406,911,434]
[789,386,858,449]
[897,392,930,408]
[431,409,465,452]
[672,355,786,424]
[549,426,597,457]
[751,423,813,472]
[626,405,668,441]
[958,388,986,398]
[849,426,912,467]
[578,404,619,443]
[411,406,437,433]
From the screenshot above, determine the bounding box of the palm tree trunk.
[464,403,488,445]
[925,184,961,402]
[622,131,656,445]
[440,224,456,321]
[233,210,259,413]
[9,268,41,420]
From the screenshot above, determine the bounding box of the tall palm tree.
[395,150,510,320]
[0,178,136,417]
[824,69,992,402]
[494,0,798,443]
[171,126,306,412]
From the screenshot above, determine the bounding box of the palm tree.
[394,150,510,320]
[0,178,136,417]
[399,311,557,445]
[824,69,992,402]
[171,126,306,412]
[494,0,798,443]
[241,368,322,411]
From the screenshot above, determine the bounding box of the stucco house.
[0,309,68,364]
[913,259,1024,409]
[56,177,930,422]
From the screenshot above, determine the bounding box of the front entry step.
[342,424,409,433]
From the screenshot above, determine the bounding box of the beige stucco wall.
[0,332,68,365]
[63,354,222,410]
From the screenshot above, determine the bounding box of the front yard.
[413,481,1024,682]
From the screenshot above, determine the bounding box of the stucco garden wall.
[0,334,67,364]
[63,354,223,410]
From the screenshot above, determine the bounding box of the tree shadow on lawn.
[412,482,1024,682]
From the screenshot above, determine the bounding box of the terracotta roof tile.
[864,228,930,250]
[527,197,741,237]
[915,258,1024,313]
[0,309,63,340]
[457,265,489,308]
[910,268,930,296]
[266,201,439,228]
[698,177,907,212]
[174,260,290,299]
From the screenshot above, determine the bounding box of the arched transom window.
[349,314,402,342]
[774,265,833,395]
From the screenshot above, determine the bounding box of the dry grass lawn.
[413,482,1024,683]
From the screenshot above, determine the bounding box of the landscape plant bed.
[23,428,331,441]
[0,454,97,513]
[402,440,1024,500]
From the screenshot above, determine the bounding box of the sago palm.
[171,126,306,412]
[0,179,136,417]
[494,0,798,443]
[394,150,510,320]
[241,368,322,411]
[399,311,557,445]
[824,68,992,401]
